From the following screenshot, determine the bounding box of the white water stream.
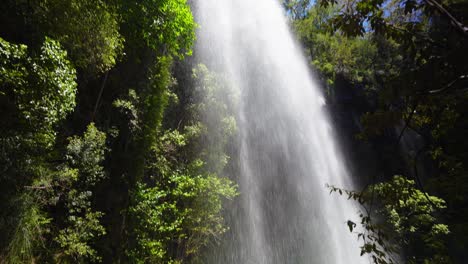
[195,0,367,263]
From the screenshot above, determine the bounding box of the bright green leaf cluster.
[37,0,124,73]
[120,0,196,58]
[0,37,77,148]
[127,65,238,263]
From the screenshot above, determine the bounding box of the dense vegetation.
[287,1,468,263]
[1,0,467,263]
[0,0,236,263]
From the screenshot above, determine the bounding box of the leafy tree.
[3,193,50,264]
[283,0,312,20]
[37,0,124,73]
[0,37,77,149]
[0,37,77,261]
[190,65,238,174]
[293,5,381,97]
[1,123,108,263]
[0,0,204,262]
[118,0,196,58]
[127,65,238,263]
[330,176,450,263]
[299,0,468,261]
[53,124,108,263]
[0,0,124,74]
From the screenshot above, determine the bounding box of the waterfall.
[195,0,367,263]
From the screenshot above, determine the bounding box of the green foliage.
[372,176,449,261]
[283,0,311,20]
[0,0,204,262]
[128,166,236,263]
[4,194,51,264]
[113,89,140,132]
[140,56,174,148]
[127,65,238,263]
[293,6,378,90]
[297,1,467,260]
[0,37,77,148]
[53,124,107,263]
[66,124,108,186]
[36,0,124,73]
[191,64,238,174]
[0,0,464,261]
[4,124,109,263]
[128,132,237,263]
[56,211,106,263]
[0,38,77,262]
[329,176,450,263]
[119,0,196,58]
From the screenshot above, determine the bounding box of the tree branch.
[424,0,468,36]
[91,71,110,122]
[412,146,438,208]
[396,101,419,146]
[24,185,52,190]
[426,75,468,94]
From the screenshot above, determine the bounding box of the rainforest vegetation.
[0,0,467,263]
[286,0,468,262]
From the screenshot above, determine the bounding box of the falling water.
[195,0,366,263]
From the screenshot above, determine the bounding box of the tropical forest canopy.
[0,0,467,263]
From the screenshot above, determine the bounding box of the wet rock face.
[327,73,434,191]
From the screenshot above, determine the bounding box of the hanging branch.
[424,0,468,36]
[397,74,467,145]
[91,71,110,122]
[412,146,438,208]
[426,75,468,94]
[396,101,419,146]
[24,185,52,190]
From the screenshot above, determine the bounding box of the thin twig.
[426,75,468,94]
[412,146,438,208]
[24,185,51,190]
[91,71,110,122]
[396,101,419,146]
